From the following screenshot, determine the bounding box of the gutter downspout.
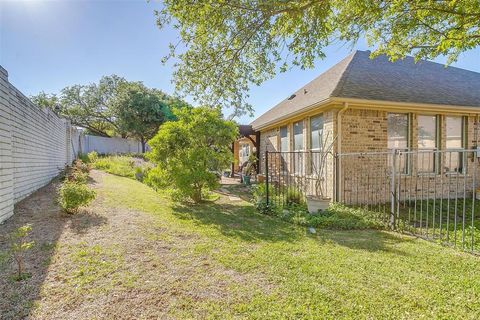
[336,102,349,202]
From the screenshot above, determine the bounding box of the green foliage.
[9,224,35,281]
[158,1,480,114]
[252,183,383,230]
[30,91,59,111]
[285,187,305,206]
[65,159,91,183]
[59,75,127,137]
[31,76,190,138]
[113,82,168,152]
[58,182,96,214]
[93,156,137,178]
[276,203,384,230]
[148,107,238,202]
[87,151,98,163]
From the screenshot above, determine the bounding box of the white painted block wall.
[0,66,77,223]
[82,135,144,154]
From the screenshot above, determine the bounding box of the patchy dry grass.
[1,170,480,319]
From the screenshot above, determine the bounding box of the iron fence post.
[265,151,269,205]
[390,149,397,229]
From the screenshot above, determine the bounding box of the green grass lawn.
[2,171,480,319]
[98,173,480,319]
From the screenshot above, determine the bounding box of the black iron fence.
[265,149,480,253]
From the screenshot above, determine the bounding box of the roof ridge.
[330,51,358,97]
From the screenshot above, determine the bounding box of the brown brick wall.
[259,106,480,204]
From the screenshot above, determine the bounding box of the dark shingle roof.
[251,50,480,129]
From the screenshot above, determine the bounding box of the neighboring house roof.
[251,50,480,129]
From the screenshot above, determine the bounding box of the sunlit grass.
[94,173,480,318]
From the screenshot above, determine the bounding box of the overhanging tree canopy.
[157,0,480,116]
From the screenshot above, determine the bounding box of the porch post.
[230,142,235,178]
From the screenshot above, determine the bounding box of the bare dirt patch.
[0,171,271,319]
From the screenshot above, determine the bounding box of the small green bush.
[69,171,89,184]
[276,203,384,230]
[65,159,90,184]
[87,151,98,163]
[285,187,305,205]
[58,182,96,214]
[78,151,99,164]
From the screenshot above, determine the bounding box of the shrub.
[65,159,90,184]
[78,151,98,164]
[68,171,89,184]
[285,187,305,205]
[87,151,98,163]
[58,182,96,214]
[73,159,90,173]
[148,107,237,202]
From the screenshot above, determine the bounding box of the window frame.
[417,114,440,174]
[309,113,324,151]
[445,115,467,174]
[293,120,304,152]
[387,112,411,174]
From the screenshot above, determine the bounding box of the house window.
[280,126,288,152]
[310,114,324,150]
[279,126,289,172]
[446,116,465,173]
[417,115,438,173]
[387,113,410,173]
[240,144,250,157]
[293,121,304,151]
[310,115,324,176]
[293,120,304,174]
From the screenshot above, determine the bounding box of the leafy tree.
[157,0,480,115]
[60,75,127,137]
[148,107,238,202]
[114,82,169,152]
[31,76,189,140]
[30,91,59,111]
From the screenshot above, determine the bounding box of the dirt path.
[0,171,267,319]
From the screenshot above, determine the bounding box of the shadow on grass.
[315,229,415,255]
[67,209,108,235]
[216,183,253,203]
[172,198,414,255]
[0,178,105,318]
[172,201,301,243]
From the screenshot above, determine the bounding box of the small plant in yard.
[9,224,35,281]
[58,181,96,214]
[78,151,99,164]
[285,187,305,206]
[87,151,98,163]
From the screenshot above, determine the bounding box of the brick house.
[249,50,480,203]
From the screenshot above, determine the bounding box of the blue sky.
[1,0,480,124]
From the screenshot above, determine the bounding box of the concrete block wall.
[0,67,14,222]
[82,135,144,155]
[0,66,77,223]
